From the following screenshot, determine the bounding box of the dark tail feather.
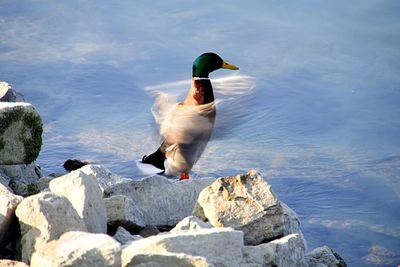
[142,148,166,170]
[63,159,89,172]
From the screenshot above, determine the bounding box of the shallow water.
[1,1,400,266]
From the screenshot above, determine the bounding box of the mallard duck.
[141,52,239,179]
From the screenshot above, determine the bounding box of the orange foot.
[179,172,189,180]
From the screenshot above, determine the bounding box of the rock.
[0,259,29,267]
[49,169,107,233]
[0,102,42,165]
[127,252,211,267]
[30,231,121,267]
[192,170,300,245]
[79,164,129,192]
[0,82,25,102]
[15,192,87,263]
[113,227,142,245]
[138,225,160,238]
[104,195,145,233]
[121,228,244,267]
[307,246,347,267]
[0,163,42,196]
[0,183,23,248]
[35,176,54,192]
[104,175,214,226]
[170,216,213,234]
[259,233,308,267]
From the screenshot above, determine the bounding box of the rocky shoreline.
[0,82,347,266]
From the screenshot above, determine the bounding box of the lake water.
[1,1,399,266]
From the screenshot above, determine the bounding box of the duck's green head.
[192,52,239,78]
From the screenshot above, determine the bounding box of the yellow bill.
[222,61,239,70]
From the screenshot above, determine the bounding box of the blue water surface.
[1,1,400,266]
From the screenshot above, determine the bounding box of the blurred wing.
[143,74,256,140]
[211,74,257,139]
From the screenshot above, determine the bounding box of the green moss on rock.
[21,110,43,163]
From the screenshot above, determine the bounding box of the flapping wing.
[143,73,256,140]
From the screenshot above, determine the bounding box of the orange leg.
[179,172,190,180]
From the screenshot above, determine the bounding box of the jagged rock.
[0,82,25,102]
[0,102,42,165]
[80,164,129,192]
[307,246,347,267]
[49,169,107,233]
[30,231,121,267]
[121,228,244,267]
[0,163,42,196]
[15,192,87,263]
[35,176,53,192]
[192,170,300,245]
[0,259,28,267]
[113,227,142,245]
[0,183,23,248]
[104,175,215,226]
[127,252,211,267]
[104,195,146,233]
[170,216,213,234]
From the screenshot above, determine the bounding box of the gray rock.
[192,170,300,245]
[113,227,142,245]
[307,245,347,267]
[104,195,146,232]
[0,183,23,248]
[15,192,87,263]
[104,175,215,226]
[121,228,244,267]
[30,231,121,267]
[0,102,42,165]
[49,169,107,233]
[80,164,129,192]
[170,216,213,234]
[0,82,25,102]
[0,163,42,196]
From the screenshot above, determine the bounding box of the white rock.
[127,252,211,267]
[104,175,215,226]
[30,231,121,267]
[113,226,143,245]
[105,195,146,232]
[0,102,42,165]
[0,259,29,267]
[259,233,308,267]
[15,192,87,263]
[192,170,300,245]
[0,183,23,248]
[80,164,129,192]
[170,216,213,234]
[49,169,107,233]
[307,245,347,267]
[122,228,244,267]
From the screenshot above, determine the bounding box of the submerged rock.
[192,170,300,245]
[306,246,347,267]
[30,231,121,267]
[49,169,107,233]
[104,175,215,226]
[15,192,87,263]
[0,102,42,165]
[0,82,25,102]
